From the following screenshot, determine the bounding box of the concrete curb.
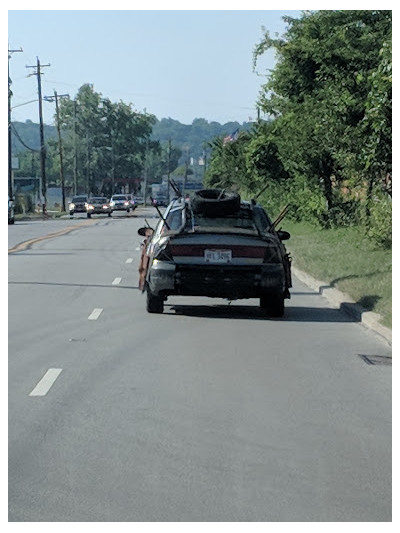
[292,266,392,346]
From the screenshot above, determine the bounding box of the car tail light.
[153,238,173,262]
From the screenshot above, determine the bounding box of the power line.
[10,123,39,152]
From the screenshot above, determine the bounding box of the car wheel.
[146,288,164,314]
[108,212,112,217]
[87,213,91,218]
[261,294,284,317]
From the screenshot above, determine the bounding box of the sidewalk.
[292,266,392,346]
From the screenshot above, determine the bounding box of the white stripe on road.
[125,258,133,264]
[112,277,122,285]
[29,368,63,397]
[88,308,103,320]
[135,247,140,251]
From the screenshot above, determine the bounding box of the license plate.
[204,249,232,263]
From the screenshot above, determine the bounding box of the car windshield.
[72,196,87,202]
[191,208,260,235]
[112,195,127,200]
[91,198,107,203]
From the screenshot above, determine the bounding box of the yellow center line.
[8,220,95,254]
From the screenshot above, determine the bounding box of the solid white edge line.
[29,368,63,397]
[112,277,122,285]
[88,308,103,320]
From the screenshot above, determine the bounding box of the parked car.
[69,195,88,216]
[8,196,15,224]
[110,194,131,213]
[137,189,292,316]
[86,197,113,218]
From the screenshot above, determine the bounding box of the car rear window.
[191,209,259,234]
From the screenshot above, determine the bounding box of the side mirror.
[138,227,154,237]
[277,230,290,241]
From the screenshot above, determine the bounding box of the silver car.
[110,194,131,213]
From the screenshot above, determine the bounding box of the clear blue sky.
[8,8,303,126]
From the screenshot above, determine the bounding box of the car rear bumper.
[148,262,286,298]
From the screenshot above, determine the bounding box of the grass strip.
[280,221,392,328]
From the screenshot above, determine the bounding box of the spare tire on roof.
[191,189,241,217]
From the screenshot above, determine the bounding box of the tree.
[57,84,158,195]
[253,10,392,218]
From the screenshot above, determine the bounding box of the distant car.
[8,196,15,224]
[134,195,144,205]
[153,196,168,207]
[127,194,137,211]
[69,195,88,216]
[110,194,131,213]
[86,197,113,218]
[137,188,292,316]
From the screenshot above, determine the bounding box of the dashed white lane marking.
[88,308,103,320]
[29,368,63,397]
[112,277,122,285]
[125,258,133,264]
[135,247,140,251]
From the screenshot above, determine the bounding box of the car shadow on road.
[167,303,356,323]
[8,281,140,291]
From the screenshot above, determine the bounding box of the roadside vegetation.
[278,220,392,328]
[203,10,391,327]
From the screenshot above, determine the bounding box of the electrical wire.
[10,123,39,152]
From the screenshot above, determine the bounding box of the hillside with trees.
[11,104,253,196]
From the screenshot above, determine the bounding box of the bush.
[364,192,392,248]
[320,199,362,229]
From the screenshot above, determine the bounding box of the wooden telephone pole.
[8,47,23,200]
[26,57,50,215]
[44,91,69,212]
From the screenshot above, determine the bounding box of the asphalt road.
[8,209,392,521]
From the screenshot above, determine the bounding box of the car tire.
[87,213,91,218]
[146,288,164,314]
[108,212,112,217]
[260,294,284,318]
[9,218,14,225]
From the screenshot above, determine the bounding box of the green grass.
[280,221,392,328]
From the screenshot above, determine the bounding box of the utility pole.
[8,47,23,200]
[86,132,91,196]
[183,148,190,196]
[143,138,149,205]
[73,100,78,195]
[167,138,171,202]
[44,91,69,212]
[26,57,50,215]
